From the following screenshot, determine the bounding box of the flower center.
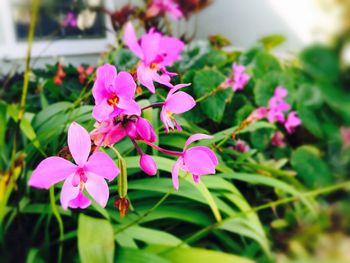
[166,111,173,117]
[150,62,158,70]
[72,168,88,192]
[107,94,120,107]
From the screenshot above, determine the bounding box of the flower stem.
[195,83,226,103]
[141,102,164,111]
[142,141,183,156]
[49,187,64,263]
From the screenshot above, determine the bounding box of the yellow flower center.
[107,95,119,107]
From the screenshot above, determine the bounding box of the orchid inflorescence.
[29,22,218,210]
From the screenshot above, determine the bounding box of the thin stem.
[49,187,64,263]
[130,139,144,155]
[163,180,350,253]
[142,141,183,156]
[109,145,123,160]
[115,188,174,234]
[141,102,164,111]
[196,84,226,103]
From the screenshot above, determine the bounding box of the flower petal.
[92,100,114,122]
[114,71,136,98]
[92,64,117,103]
[118,97,141,116]
[166,91,195,114]
[85,152,119,181]
[184,133,213,150]
[69,192,91,209]
[68,122,91,166]
[60,174,80,210]
[184,147,217,175]
[159,36,184,66]
[85,173,109,207]
[190,146,218,165]
[137,63,156,93]
[140,30,161,65]
[28,157,77,189]
[171,158,182,191]
[124,22,144,59]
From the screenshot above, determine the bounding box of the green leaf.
[78,214,115,263]
[291,146,333,187]
[193,69,231,122]
[116,248,170,263]
[146,245,254,263]
[300,45,340,82]
[297,103,324,138]
[254,51,281,77]
[259,35,286,50]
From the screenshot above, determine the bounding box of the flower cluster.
[251,87,301,134]
[77,65,94,84]
[29,24,217,210]
[53,63,66,86]
[223,63,250,92]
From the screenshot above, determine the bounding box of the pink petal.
[60,174,80,210]
[184,147,217,175]
[167,83,191,98]
[159,36,184,66]
[118,97,141,116]
[124,22,144,59]
[140,31,162,65]
[171,158,182,191]
[165,91,195,114]
[114,71,136,98]
[274,86,288,98]
[85,173,109,207]
[68,122,91,166]
[152,72,173,88]
[137,63,156,93]
[184,133,213,150]
[28,157,77,189]
[190,146,218,165]
[160,109,172,133]
[85,152,119,181]
[136,117,156,142]
[92,64,117,103]
[69,192,91,209]
[92,100,114,122]
[105,123,127,145]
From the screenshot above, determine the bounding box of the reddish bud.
[140,154,157,176]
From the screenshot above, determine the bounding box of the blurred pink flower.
[63,12,77,28]
[77,65,94,84]
[233,139,250,153]
[92,64,140,122]
[172,134,218,190]
[340,127,350,148]
[140,154,158,176]
[223,63,250,91]
[271,131,286,147]
[124,22,184,93]
[28,122,119,210]
[160,83,195,132]
[146,0,183,20]
[284,111,301,134]
[267,87,290,123]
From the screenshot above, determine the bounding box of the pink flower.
[233,139,250,153]
[140,154,158,176]
[146,0,183,20]
[284,111,301,134]
[63,12,77,28]
[28,122,119,210]
[340,127,350,149]
[223,63,250,91]
[271,131,286,147]
[91,117,156,147]
[247,107,269,122]
[92,64,141,122]
[172,134,218,190]
[124,22,184,93]
[160,83,195,132]
[267,87,290,123]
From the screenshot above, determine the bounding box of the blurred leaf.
[254,51,281,77]
[78,214,115,263]
[259,35,286,50]
[193,69,232,122]
[291,146,333,187]
[116,248,170,263]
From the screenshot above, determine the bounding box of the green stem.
[162,180,350,253]
[196,84,225,103]
[115,188,174,234]
[49,187,64,263]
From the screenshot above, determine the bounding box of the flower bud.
[140,154,157,176]
[136,117,156,142]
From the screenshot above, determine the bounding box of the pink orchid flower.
[92,64,141,122]
[271,131,286,147]
[28,122,119,210]
[160,83,195,132]
[63,11,77,28]
[91,117,156,147]
[233,139,250,153]
[267,86,291,123]
[124,22,185,93]
[284,111,301,134]
[223,63,250,91]
[146,0,183,20]
[172,134,218,191]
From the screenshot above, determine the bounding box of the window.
[0,0,115,60]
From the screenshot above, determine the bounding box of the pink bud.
[136,117,156,142]
[140,154,157,176]
[125,121,138,139]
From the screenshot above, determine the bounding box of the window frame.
[0,0,115,60]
